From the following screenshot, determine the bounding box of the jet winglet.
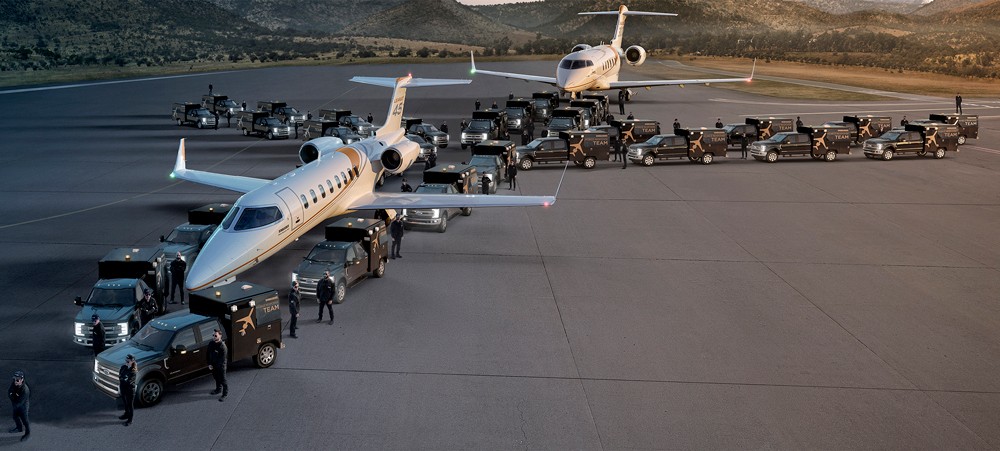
[171,138,187,178]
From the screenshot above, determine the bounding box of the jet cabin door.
[275,188,304,232]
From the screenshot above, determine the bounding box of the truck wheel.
[583,156,596,169]
[641,153,654,167]
[934,147,946,159]
[242,128,249,136]
[461,207,471,216]
[519,158,532,171]
[437,216,448,233]
[334,280,346,304]
[372,258,386,278]
[701,153,714,165]
[766,151,778,163]
[461,144,467,150]
[958,135,966,145]
[176,119,182,126]
[267,131,274,140]
[824,150,836,162]
[197,122,204,130]
[254,343,277,368]
[137,378,164,407]
[882,149,894,161]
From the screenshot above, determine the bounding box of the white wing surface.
[470,52,558,86]
[171,139,270,193]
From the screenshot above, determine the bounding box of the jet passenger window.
[327,180,335,192]
[300,195,309,209]
[310,189,317,203]
[335,175,341,188]
[233,206,283,231]
[319,184,326,198]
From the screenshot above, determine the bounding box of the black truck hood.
[97,342,163,367]
[76,305,133,323]
[295,260,345,279]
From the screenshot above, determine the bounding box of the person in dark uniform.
[400,178,413,192]
[460,119,468,131]
[526,120,534,141]
[509,92,514,100]
[627,112,634,120]
[316,271,335,324]
[367,112,374,124]
[241,101,247,111]
[169,252,186,305]
[956,94,962,114]
[521,126,529,145]
[427,153,437,169]
[621,140,628,169]
[740,135,749,159]
[900,115,908,126]
[213,112,219,130]
[390,217,403,259]
[715,118,724,128]
[139,289,156,326]
[288,282,300,339]
[119,355,136,426]
[672,118,680,130]
[507,162,517,190]
[618,90,626,115]
[92,314,106,356]
[795,116,803,129]
[440,122,448,134]
[8,371,28,441]
[475,99,481,111]
[208,84,213,95]
[491,100,498,109]
[481,174,491,194]
[206,329,228,401]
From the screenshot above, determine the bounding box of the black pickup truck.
[93,282,282,406]
[237,111,290,139]
[863,123,960,160]
[750,126,853,162]
[516,130,609,170]
[543,107,586,137]
[292,217,389,303]
[628,128,728,165]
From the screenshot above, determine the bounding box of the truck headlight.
[401,209,409,216]
[291,272,298,283]
[75,322,85,336]
[461,133,468,140]
[118,322,128,336]
[94,359,99,373]
[431,209,441,218]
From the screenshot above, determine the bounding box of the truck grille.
[94,362,120,398]
[75,324,127,346]
[299,277,319,298]
[431,136,447,146]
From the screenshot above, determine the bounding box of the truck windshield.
[306,245,348,263]
[645,136,665,146]
[165,229,200,245]
[221,100,238,108]
[87,287,135,306]
[233,206,283,231]
[264,118,282,126]
[130,324,173,351]
[549,117,574,127]
[407,134,427,144]
[506,108,524,118]
[723,125,738,133]
[282,107,300,115]
[415,185,449,194]
[194,109,212,116]
[770,133,791,142]
[880,132,901,141]
[469,156,496,169]
[525,139,545,148]
[421,125,439,133]
[467,119,492,131]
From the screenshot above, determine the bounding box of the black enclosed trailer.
[188,282,282,365]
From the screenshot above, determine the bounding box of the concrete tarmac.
[1,60,999,449]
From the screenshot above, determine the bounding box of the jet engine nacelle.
[571,44,591,53]
[299,137,345,164]
[624,45,646,66]
[379,140,420,175]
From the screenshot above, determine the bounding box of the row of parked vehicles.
[74,204,288,406]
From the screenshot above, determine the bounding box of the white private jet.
[172,75,557,291]
[470,4,754,100]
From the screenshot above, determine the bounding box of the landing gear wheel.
[437,215,448,233]
[642,154,654,167]
[137,378,164,407]
[934,147,946,159]
[461,207,471,217]
[334,280,346,304]
[882,149,894,161]
[701,153,714,165]
[825,150,836,162]
[583,156,596,169]
[254,343,276,368]
[372,258,386,278]
[766,151,778,163]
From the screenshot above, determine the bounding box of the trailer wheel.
[766,151,778,163]
[437,215,448,233]
[372,258,386,278]
[136,377,164,407]
[519,158,533,171]
[701,153,714,165]
[958,135,966,145]
[934,147,946,159]
[254,343,277,368]
[641,153,654,167]
[882,149,894,161]
[824,150,836,162]
[583,156,596,169]
[334,280,346,304]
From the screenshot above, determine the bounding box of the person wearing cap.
[8,371,28,441]
[169,252,187,305]
[139,289,156,327]
[207,329,228,401]
[92,315,106,356]
[400,179,412,193]
[119,355,137,426]
[288,282,300,339]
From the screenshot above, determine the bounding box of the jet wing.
[171,139,270,193]
[609,76,750,89]
[347,192,555,210]
[470,52,558,86]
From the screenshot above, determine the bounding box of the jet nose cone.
[556,68,570,89]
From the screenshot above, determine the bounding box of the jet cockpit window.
[221,207,240,230]
[559,59,594,70]
[233,206,284,231]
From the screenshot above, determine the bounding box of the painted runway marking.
[710,98,951,107]
[963,145,1000,156]
[0,70,245,95]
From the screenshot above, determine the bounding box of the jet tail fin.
[350,76,471,140]
[579,5,676,50]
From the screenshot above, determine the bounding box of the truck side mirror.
[159,235,165,242]
[173,344,187,355]
[74,296,83,306]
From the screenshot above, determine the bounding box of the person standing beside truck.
[956,94,962,114]
[207,329,228,401]
[618,91,626,115]
[367,112,374,124]
[139,289,156,326]
[119,355,136,426]
[400,178,413,192]
[8,371,28,441]
[715,118,724,128]
[288,282,300,339]
[526,120,534,141]
[481,174,491,195]
[169,252,187,305]
[507,162,517,190]
[316,272,335,325]
[475,99,481,111]
[796,116,803,129]
[91,315,106,357]
[390,217,404,259]
[900,116,908,126]
[740,135,749,159]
